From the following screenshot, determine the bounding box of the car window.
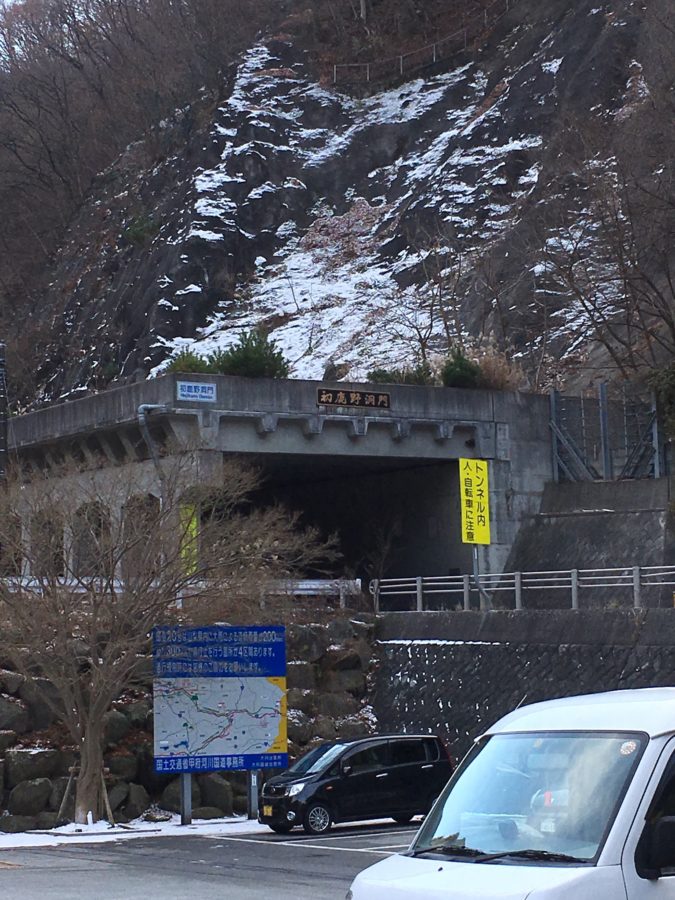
[345,743,388,773]
[423,738,440,762]
[636,751,675,876]
[415,731,646,862]
[648,767,675,820]
[288,743,345,775]
[390,739,427,766]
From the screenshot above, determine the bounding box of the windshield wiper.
[409,845,485,859]
[409,846,583,863]
[473,849,584,864]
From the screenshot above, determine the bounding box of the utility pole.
[0,343,7,485]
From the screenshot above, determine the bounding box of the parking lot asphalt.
[0,821,419,899]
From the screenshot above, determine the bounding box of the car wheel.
[269,823,293,834]
[392,814,413,825]
[303,802,332,835]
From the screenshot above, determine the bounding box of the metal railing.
[370,567,675,613]
[5,577,362,609]
[333,0,516,84]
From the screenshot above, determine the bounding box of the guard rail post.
[416,576,424,612]
[463,574,471,611]
[514,571,523,610]
[632,566,642,609]
[371,579,380,614]
[571,569,579,610]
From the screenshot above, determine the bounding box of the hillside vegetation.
[0,0,672,407]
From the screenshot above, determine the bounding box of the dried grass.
[474,344,530,391]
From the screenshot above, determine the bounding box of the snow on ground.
[0,814,269,850]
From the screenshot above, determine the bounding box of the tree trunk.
[360,0,367,23]
[74,722,105,824]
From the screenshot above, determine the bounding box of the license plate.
[263,805,273,817]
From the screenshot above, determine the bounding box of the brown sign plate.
[317,388,390,409]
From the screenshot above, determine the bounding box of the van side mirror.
[342,763,353,776]
[650,817,675,872]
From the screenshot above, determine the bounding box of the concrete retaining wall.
[372,610,675,760]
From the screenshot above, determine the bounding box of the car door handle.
[421,764,433,770]
[375,773,388,778]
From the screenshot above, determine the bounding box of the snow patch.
[542,58,564,75]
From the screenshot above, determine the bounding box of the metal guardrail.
[333,0,516,84]
[370,567,675,613]
[5,577,362,609]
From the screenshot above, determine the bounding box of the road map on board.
[152,625,288,772]
[154,676,286,764]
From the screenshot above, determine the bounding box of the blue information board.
[152,625,288,774]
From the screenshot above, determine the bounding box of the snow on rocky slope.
[41,0,665,400]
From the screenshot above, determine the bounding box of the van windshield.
[287,743,346,775]
[413,731,646,863]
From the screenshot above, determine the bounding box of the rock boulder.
[0,694,30,734]
[5,749,60,788]
[8,778,52,816]
[197,773,233,816]
[160,776,200,814]
[124,783,150,819]
[192,806,225,819]
[0,814,37,833]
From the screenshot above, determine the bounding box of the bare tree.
[0,455,336,824]
[537,160,675,377]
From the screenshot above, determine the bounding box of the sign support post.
[472,546,491,611]
[180,772,192,825]
[247,770,259,819]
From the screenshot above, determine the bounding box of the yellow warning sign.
[459,458,491,545]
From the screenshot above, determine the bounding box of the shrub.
[123,215,158,246]
[209,331,290,379]
[165,349,212,374]
[441,348,482,389]
[367,362,434,386]
[205,349,231,372]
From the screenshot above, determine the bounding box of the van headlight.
[287,782,306,797]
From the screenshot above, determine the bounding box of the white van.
[347,688,675,899]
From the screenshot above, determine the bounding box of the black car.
[259,734,454,835]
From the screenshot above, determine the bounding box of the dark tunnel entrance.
[246,453,472,585]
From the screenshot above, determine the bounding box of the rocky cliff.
[32,0,673,403]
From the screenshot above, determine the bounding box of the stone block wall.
[0,617,377,831]
[285,618,376,756]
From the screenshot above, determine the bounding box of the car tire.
[269,823,293,834]
[303,802,332,835]
[392,814,413,824]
